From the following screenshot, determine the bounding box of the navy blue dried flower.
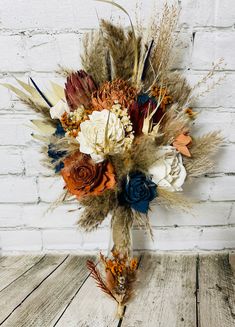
[47,122,67,173]
[119,171,157,214]
[54,122,66,137]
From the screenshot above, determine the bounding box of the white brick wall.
[0,0,234,253]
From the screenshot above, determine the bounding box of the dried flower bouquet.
[4,1,223,318]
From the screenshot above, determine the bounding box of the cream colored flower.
[50,100,70,119]
[77,109,128,162]
[149,146,187,192]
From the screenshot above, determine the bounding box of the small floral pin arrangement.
[4,1,223,318]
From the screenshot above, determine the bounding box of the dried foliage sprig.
[87,251,138,317]
[87,260,117,301]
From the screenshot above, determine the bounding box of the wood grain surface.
[0,253,234,327]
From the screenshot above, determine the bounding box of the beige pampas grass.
[81,31,110,85]
[78,191,117,231]
[160,104,191,144]
[164,72,192,108]
[183,131,224,177]
[142,4,179,90]
[101,20,141,82]
[130,135,161,171]
[157,187,192,211]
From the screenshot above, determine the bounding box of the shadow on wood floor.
[0,252,234,327]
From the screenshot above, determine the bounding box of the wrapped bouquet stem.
[4,0,224,319]
[111,206,133,258]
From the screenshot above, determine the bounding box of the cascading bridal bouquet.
[4,1,224,318]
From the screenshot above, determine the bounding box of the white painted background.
[0,0,234,253]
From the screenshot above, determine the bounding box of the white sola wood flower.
[77,109,129,162]
[149,146,187,192]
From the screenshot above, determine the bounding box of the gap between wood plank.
[196,254,200,327]
[53,257,96,327]
[223,253,235,320]
[0,255,46,294]
[0,255,69,326]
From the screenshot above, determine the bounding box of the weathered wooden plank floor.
[0,252,234,327]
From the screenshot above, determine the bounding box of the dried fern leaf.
[87,260,117,302]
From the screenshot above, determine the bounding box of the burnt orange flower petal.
[61,151,116,199]
[173,134,192,157]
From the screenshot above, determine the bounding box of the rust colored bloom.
[65,70,97,110]
[91,79,137,111]
[61,151,116,199]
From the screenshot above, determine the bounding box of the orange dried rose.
[61,151,116,199]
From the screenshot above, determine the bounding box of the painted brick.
[210,176,235,201]
[0,0,109,30]
[188,73,235,109]
[22,203,80,228]
[150,202,232,227]
[0,176,38,203]
[0,147,24,175]
[0,116,34,146]
[212,144,235,173]
[170,31,192,70]
[179,0,235,28]
[0,0,175,31]
[0,230,42,252]
[22,146,53,177]
[38,176,66,203]
[0,35,28,72]
[192,32,235,71]
[81,228,110,251]
[0,204,24,227]
[182,177,212,201]
[0,81,12,110]
[133,226,235,250]
[197,226,235,250]
[42,229,83,251]
[229,204,235,224]
[191,110,235,143]
[27,33,82,72]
